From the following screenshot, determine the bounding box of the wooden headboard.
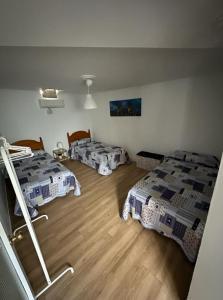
[67,130,91,147]
[12,137,45,150]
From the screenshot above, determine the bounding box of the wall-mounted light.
[81,75,97,109]
[39,88,59,99]
[39,88,64,114]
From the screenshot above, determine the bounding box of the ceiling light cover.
[81,75,97,110]
[84,94,97,109]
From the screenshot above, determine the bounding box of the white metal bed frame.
[0,137,74,299]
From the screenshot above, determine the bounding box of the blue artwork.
[110,98,142,116]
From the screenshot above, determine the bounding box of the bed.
[12,138,81,218]
[122,150,219,262]
[67,130,129,175]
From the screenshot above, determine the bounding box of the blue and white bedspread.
[122,156,218,262]
[70,140,129,175]
[13,151,81,218]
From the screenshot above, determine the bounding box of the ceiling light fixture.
[81,75,97,109]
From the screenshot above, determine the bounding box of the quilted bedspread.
[13,151,81,218]
[122,157,218,262]
[70,141,129,175]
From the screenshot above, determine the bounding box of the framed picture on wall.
[109,98,142,116]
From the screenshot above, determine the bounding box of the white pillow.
[32,150,45,156]
[70,141,78,147]
[77,138,91,145]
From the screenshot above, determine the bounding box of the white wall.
[188,154,223,300]
[90,74,223,159]
[0,74,222,159]
[0,89,91,153]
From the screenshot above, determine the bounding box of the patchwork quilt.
[168,150,219,169]
[70,141,129,175]
[122,157,218,262]
[13,151,81,218]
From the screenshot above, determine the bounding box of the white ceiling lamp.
[81,75,97,109]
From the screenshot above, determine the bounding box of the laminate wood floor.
[12,160,194,300]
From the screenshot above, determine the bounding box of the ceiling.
[1,0,223,48]
[0,47,223,93]
[0,1,223,92]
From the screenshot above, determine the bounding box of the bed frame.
[12,137,45,150]
[67,130,91,147]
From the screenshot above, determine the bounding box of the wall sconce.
[39,88,59,99]
[39,88,64,114]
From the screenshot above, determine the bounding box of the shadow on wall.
[180,73,223,158]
